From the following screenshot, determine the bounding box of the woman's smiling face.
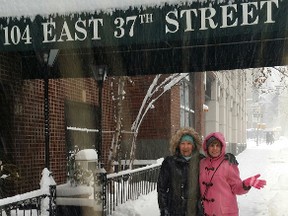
[179,141,193,157]
[207,140,222,158]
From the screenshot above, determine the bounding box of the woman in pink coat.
[199,132,266,216]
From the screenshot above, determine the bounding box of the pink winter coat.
[199,132,249,216]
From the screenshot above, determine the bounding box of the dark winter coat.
[157,152,202,216]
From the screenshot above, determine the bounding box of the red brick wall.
[0,55,116,193]
[15,79,46,193]
[12,78,109,192]
[122,75,178,139]
[170,84,181,135]
[118,75,181,159]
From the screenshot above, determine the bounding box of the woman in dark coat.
[157,127,203,216]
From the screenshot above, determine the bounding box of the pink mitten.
[243,174,266,189]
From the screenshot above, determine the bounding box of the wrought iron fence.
[0,185,56,216]
[0,162,161,216]
[105,162,161,216]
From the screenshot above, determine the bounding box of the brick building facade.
[0,53,113,193]
[0,57,189,195]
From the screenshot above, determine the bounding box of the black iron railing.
[0,162,162,216]
[105,162,161,216]
[0,185,56,216]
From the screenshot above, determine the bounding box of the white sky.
[0,0,201,18]
[111,137,288,216]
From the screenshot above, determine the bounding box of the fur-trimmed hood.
[170,127,202,156]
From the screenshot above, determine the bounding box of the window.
[180,76,194,127]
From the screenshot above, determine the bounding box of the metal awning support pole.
[91,64,107,168]
[44,65,50,169]
[43,49,59,169]
[98,80,103,165]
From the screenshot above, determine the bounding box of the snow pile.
[267,138,288,216]
[75,149,98,161]
[269,174,288,216]
[111,190,160,216]
[39,168,56,216]
[40,168,56,193]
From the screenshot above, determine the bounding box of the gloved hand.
[243,174,266,189]
[160,209,170,216]
[224,153,239,165]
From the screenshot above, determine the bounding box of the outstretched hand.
[243,174,266,189]
[224,153,239,165]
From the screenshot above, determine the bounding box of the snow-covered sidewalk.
[111,137,288,216]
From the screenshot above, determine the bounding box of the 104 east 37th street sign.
[0,0,286,51]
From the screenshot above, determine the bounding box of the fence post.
[40,168,56,216]
[101,169,107,216]
[49,185,56,216]
[94,167,107,216]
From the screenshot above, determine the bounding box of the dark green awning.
[0,0,287,77]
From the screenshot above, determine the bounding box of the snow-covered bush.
[67,147,97,187]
